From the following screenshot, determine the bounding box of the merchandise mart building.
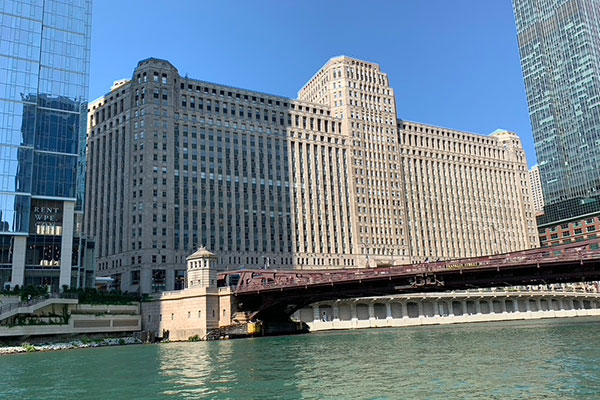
[0,0,94,290]
[87,56,538,294]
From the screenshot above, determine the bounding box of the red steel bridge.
[219,240,600,321]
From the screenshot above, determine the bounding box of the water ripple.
[1,318,600,399]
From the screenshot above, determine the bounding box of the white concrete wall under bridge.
[292,287,600,332]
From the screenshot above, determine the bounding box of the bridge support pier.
[351,303,358,321]
[368,303,375,320]
[385,303,392,319]
[433,302,441,317]
[401,302,408,319]
[312,304,320,322]
[462,300,468,315]
[535,298,542,312]
[487,300,494,314]
[501,299,508,313]
[332,304,340,321]
[475,299,482,315]
[447,301,454,317]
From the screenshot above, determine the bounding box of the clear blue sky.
[90,0,537,167]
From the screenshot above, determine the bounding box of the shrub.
[188,334,202,342]
[22,343,37,352]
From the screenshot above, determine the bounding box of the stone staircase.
[0,295,78,323]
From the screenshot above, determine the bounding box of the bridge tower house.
[186,247,217,289]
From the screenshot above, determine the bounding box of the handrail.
[0,293,77,317]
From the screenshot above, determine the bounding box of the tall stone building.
[513,0,600,224]
[400,124,538,261]
[86,56,538,293]
[0,0,94,290]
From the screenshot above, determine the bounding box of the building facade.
[400,125,538,261]
[0,0,94,290]
[86,56,538,293]
[529,165,544,214]
[513,0,600,218]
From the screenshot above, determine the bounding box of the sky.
[89,0,537,167]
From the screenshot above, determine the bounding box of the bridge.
[219,240,600,321]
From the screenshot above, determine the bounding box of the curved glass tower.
[514,0,600,222]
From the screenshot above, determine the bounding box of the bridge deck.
[220,240,600,294]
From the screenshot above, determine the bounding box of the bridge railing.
[223,239,600,293]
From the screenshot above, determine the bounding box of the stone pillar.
[11,236,26,288]
[525,298,531,312]
[501,299,507,313]
[447,301,454,317]
[351,303,358,321]
[462,300,468,315]
[487,300,494,314]
[535,298,542,311]
[514,299,520,312]
[558,298,564,310]
[368,303,375,320]
[166,269,175,291]
[569,298,575,309]
[141,268,152,294]
[312,304,320,322]
[401,302,408,318]
[385,302,392,319]
[433,301,441,317]
[120,269,131,292]
[475,299,482,314]
[59,201,75,289]
[333,304,340,321]
[417,301,424,317]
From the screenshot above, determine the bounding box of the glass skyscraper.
[0,0,92,289]
[513,0,600,222]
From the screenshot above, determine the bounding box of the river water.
[2,318,600,399]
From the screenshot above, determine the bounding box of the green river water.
[1,318,600,399]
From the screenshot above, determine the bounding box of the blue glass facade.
[514,0,600,215]
[0,0,91,232]
[0,0,92,289]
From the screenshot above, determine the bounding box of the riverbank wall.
[294,289,600,331]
